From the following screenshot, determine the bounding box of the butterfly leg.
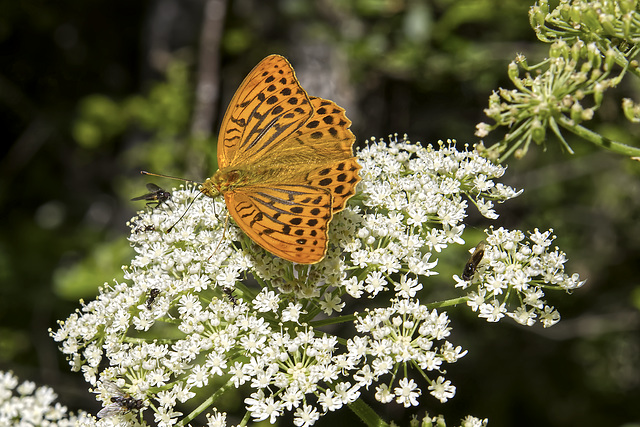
[208,213,230,261]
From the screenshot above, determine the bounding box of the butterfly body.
[201,55,360,264]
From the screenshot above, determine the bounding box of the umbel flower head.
[0,370,92,426]
[51,136,581,426]
[455,227,585,327]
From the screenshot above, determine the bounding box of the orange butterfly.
[200,55,360,264]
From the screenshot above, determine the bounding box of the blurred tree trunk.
[189,0,227,178]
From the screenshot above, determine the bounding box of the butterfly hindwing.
[217,55,314,168]
[291,97,355,157]
[288,96,361,212]
[306,158,361,213]
[224,185,333,264]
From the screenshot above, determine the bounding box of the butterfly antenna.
[139,171,205,233]
[140,170,200,185]
[166,191,203,233]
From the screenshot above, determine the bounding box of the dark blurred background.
[1,0,639,425]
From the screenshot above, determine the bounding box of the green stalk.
[348,398,390,427]
[176,378,235,426]
[427,297,468,309]
[556,114,640,157]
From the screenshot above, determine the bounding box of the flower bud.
[622,98,640,123]
[586,42,600,66]
[600,15,616,36]
[582,8,603,32]
[571,40,585,62]
[508,61,519,81]
[623,13,633,40]
[499,88,513,102]
[559,4,572,21]
[570,102,584,124]
[568,5,581,23]
[594,82,604,106]
[619,0,635,14]
[515,147,527,159]
[531,119,546,144]
[550,41,568,58]
[604,49,615,71]
[530,6,544,25]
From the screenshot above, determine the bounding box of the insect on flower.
[133,224,155,233]
[131,183,171,208]
[223,286,237,304]
[146,288,160,309]
[97,381,144,419]
[462,241,485,281]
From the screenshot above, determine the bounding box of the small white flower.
[460,415,489,427]
[479,301,507,322]
[428,376,456,403]
[317,389,343,412]
[364,270,387,296]
[206,408,228,427]
[394,274,422,299]
[319,293,345,315]
[394,377,421,407]
[540,306,561,328]
[293,403,320,427]
[281,302,305,323]
[253,289,280,313]
[153,406,182,426]
[186,364,210,388]
[374,383,394,403]
[508,306,537,326]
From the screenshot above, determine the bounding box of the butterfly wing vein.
[225,185,333,263]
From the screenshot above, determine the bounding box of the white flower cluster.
[455,227,586,327]
[333,136,522,302]
[50,136,571,426]
[355,299,466,405]
[0,371,91,426]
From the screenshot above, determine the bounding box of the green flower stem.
[556,114,640,157]
[311,313,357,327]
[427,297,469,310]
[177,378,235,426]
[238,410,252,427]
[348,397,390,427]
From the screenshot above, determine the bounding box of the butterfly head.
[200,178,221,199]
[202,168,252,199]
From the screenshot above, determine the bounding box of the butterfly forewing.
[217,55,314,168]
[225,185,333,264]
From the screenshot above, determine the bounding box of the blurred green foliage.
[0,0,638,425]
